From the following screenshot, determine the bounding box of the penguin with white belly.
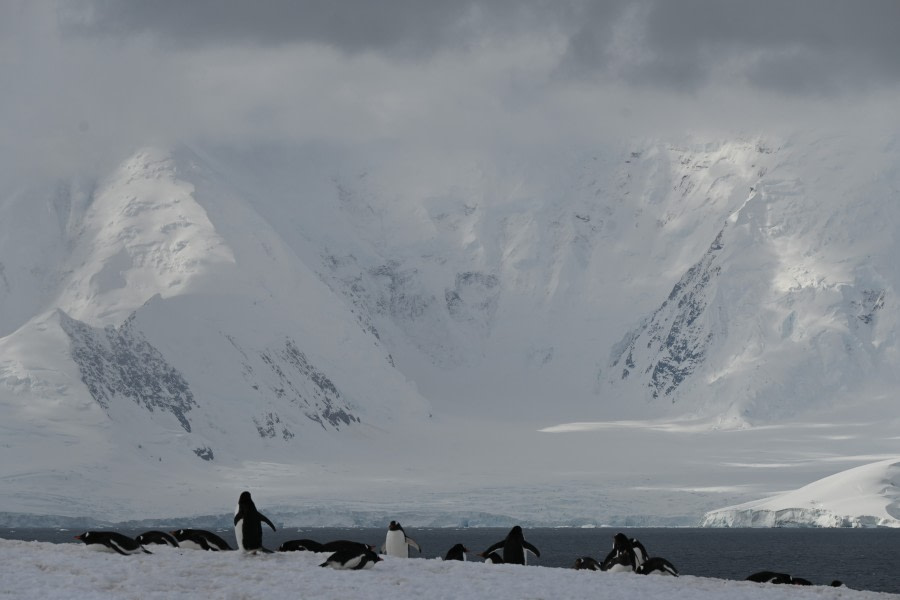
[382,520,421,558]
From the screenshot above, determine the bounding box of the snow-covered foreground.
[0,539,891,600]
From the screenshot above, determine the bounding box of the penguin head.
[509,525,524,539]
[238,491,254,507]
[74,532,88,541]
[613,533,631,551]
[388,521,402,531]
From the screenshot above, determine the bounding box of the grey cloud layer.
[65,0,900,94]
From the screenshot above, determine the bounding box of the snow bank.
[0,539,883,600]
[702,457,900,528]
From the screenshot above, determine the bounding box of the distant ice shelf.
[701,457,900,528]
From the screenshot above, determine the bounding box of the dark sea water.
[4,527,899,594]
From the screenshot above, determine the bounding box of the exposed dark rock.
[59,310,195,431]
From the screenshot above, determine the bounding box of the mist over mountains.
[2,131,900,525]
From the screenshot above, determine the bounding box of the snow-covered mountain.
[2,132,900,525]
[701,457,900,528]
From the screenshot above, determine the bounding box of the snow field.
[0,539,891,600]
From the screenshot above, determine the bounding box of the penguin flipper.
[484,540,504,554]
[141,547,153,554]
[523,541,541,557]
[260,513,277,532]
[233,513,242,526]
[107,541,130,556]
[406,537,421,553]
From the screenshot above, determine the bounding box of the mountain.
[701,457,900,528]
[2,132,900,525]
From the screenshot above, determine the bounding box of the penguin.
[600,550,635,572]
[134,531,179,547]
[483,525,540,566]
[630,537,649,568]
[320,547,383,570]
[444,543,468,561]
[746,571,795,584]
[321,540,377,553]
[601,533,637,572]
[171,529,233,551]
[234,490,277,553]
[479,551,504,564]
[573,556,603,571]
[277,539,325,552]
[382,521,421,558]
[635,557,679,576]
[74,532,151,555]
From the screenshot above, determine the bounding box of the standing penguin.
[483,525,540,565]
[234,490,277,553]
[382,521,421,558]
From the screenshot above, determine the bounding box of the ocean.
[3,527,898,594]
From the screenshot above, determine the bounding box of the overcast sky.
[2,0,899,181]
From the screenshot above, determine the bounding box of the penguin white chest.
[234,513,245,550]
[384,530,407,557]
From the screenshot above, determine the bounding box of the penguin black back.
[320,547,383,570]
[746,571,794,584]
[75,531,152,555]
[277,539,325,552]
[444,543,468,561]
[635,556,679,576]
[171,529,233,551]
[573,556,602,571]
[134,531,179,547]
[234,490,277,552]
[321,540,377,553]
[483,525,540,566]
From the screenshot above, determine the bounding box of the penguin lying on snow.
[170,529,232,551]
[234,490,277,553]
[74,532,151,555]
[320,547,383,570]
[444,543,468,561]
[479,551,504,564]
[134,531,179,547]
[277,539,325,552]
[573,556,603,571]
[382,521,421,558]
[321,540,377,553]
[635,556,679,576]
[746,571,811,585]
[483,525,540,565]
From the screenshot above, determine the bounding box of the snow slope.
[701,457,900,528]
[0,540,885,600]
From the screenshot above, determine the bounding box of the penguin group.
[70,502,848,588]
[571,531,679,576]
[74,491,276,556]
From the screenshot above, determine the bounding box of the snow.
[702,457,900,528]
[0,539,887,600]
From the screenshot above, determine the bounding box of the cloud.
[562,0,900,94]
[1,0,898,186]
